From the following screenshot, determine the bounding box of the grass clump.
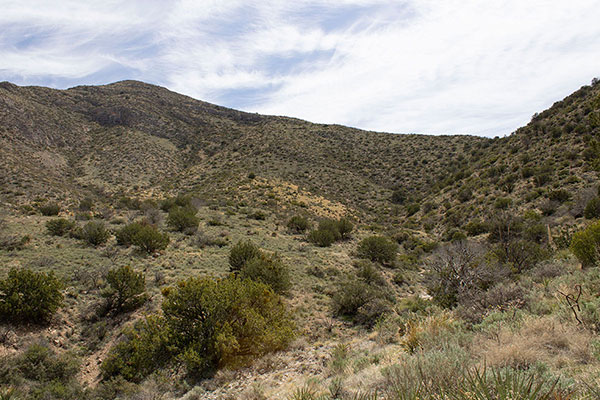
[0,268,63,324]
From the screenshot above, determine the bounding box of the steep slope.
[0,80,484,217]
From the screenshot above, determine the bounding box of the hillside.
[1,79,600,400]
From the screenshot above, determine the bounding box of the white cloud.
[0,0,599,136]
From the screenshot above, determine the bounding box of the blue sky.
[1,0,599,137]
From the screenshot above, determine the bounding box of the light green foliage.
[0,268,63,324]
[102,265,147,313]
[356,236,398,265]
[307,228,336,247]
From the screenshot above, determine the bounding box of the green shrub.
[307,228,336,247]
[356,236,398,265]
[287,215,311,233]
[115,222,144,246]
[332,270,393,327]
[160,194,192,212]
[0,268,63,324]
[79,197,94,211]
[81,221,110,246]
[0,234,31,251]
[239,253,291,294]
[406,203,420,216]
[102,265,147,313]
[317,219,342,241]
[570,220,600,267]
[336,217,354,239]
[464,219,488,236]
[548,189,571,203]
[229,240,262,272]
[103,276,294,381]
[116,222,169,253]
[46,218,75,236]
[39,203,61,216]
[167,206,199,234]
[584,197,600,219]
[132,224,169,253]
[494,197,512,209]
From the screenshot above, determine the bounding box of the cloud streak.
[0,0,599,136]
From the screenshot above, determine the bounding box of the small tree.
[0,268,63,324]
[102,265,147,313]
[356,236,398,265]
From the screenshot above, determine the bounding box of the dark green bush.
[584,197,600,219]
[406,203,420,216]
[548,189,571,203]
[79,197,94,211]
[308,228,336,247]
[336,217,354,239]
[356,236,398,265]
[116,222,169,253]
[494,197,512,209]
[287,215,311,233]
[102,265,147,313]
[132,224,169,253]
[81,221,110,246]
[239,253,291,294]
[160,195,192,212]
[115,222,144,246]
[464,219,488,236]
[0,268,63,324]
[46,218,75,236]
[102,276,294,381]
[39,203,61,216]
[332,267,393,327]
[229,240,262,272]
[317,219,342,241]
[167,206,199,234]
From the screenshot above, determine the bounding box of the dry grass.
[476,315,594,370]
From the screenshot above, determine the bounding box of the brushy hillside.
[0,79,600,400]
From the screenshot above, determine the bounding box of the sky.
[1,1,599,137]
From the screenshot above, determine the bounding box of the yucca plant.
[454,366,559,400]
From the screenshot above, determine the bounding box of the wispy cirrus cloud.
[1,0,599,136]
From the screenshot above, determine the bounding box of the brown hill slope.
[1,79,599,232]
